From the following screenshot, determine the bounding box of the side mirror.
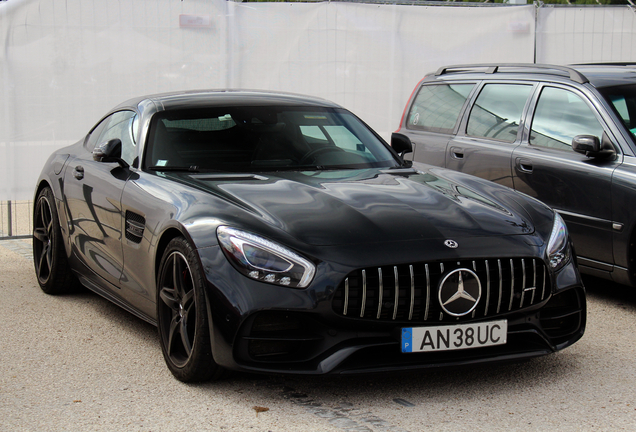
[391,133,413,157]
[93,139,129,168]
[572,132,616,159]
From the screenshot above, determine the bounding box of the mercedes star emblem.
[444,239,458,248]
[438,268,482,316]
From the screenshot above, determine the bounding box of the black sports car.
[33,90,585,382]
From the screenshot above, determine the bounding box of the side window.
[530,87,604,151]
[466,84,532,143]
[87,110,138,165]
[85,118,109,151]
[407,84,475,134]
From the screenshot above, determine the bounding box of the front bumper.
[199,245,586,375]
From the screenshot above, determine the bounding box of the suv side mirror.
[391,133,413,157]
[93,138,129,168]
[572,132,616,159]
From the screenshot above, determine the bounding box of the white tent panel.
[3,0,634,200]
[536,7,636,64]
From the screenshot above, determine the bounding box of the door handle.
[73,165,85,180]
[450,147,464,160]
[516,158,533,174]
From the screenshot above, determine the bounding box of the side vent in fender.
[125,211,145,244]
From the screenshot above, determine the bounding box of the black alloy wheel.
[33,187,76,294]
[157,237,223,382]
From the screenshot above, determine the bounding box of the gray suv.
[393,64,636,287]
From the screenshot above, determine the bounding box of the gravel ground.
[1,239,635,431]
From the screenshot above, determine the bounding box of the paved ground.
[1,238,635,431]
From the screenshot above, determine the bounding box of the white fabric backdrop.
[1,0,632,200]
[536,6,636,64]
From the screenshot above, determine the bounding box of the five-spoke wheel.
[33,187,75,294]
[157,237,223,382]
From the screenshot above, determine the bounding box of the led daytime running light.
[217,226,315,288]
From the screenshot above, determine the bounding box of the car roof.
[115,89,342,112]
[571,65,636,88]
[423,63,636,89]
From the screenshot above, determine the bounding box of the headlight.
[546,212,570,271]
[217,226,315,288]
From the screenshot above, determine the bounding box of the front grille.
[332,258,551,323]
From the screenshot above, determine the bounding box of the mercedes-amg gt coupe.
[33,90,585,382]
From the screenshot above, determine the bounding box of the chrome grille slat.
[393,266,399,320]
[360,270,367,318]
[344,278,349,316]
[541,267,547,300]
[520,259,527,308]
[424,264,430,321]
[484,260,490,316]
[408,265,415,321]
[376,267,383,319]
[497,259,503,314]
[531,259,537,304]
[334,257,551,323]
[508,259,515,311]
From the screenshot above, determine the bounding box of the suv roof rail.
[434,63,589,84]
[571,62,636,67]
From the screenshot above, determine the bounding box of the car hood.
[179,166,536,246]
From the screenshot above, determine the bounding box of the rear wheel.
[157,237,224,382]
[33,187,76,294]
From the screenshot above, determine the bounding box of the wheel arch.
[154,227,187,281]
[33,180,52,219]
[34,179,52,200]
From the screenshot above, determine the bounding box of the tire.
[33,187,77,294]
[156,237,224,382]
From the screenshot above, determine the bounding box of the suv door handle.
[516,158,533,173]
[450,147,464,160]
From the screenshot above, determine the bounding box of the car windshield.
[144,106,400,172]
[599,84,636,144]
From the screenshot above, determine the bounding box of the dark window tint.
[145,107,399,172]
[466,84,532,143]
[599,84,636,144]
[407,84,474,134]
[530,87,603,151]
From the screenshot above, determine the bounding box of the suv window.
[466,84,532,143]
[598,84,636,143]
[530,87,604,151]
[407,84,474,134]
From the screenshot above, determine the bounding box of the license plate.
[401,320,507,353]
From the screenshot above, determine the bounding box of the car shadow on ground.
[52,274,605,398]
[582,274,636,307]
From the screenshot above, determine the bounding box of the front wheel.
[156,237,224,382]
[33,187,77,294]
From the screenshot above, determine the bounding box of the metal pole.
[7,200,12,237]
